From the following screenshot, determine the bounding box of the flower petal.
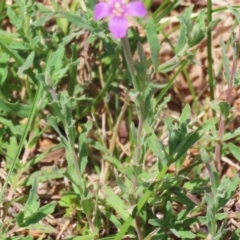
[108,16,128,39]
[94,2,112,21]
[126,1,147,17]
[110,0,124,4]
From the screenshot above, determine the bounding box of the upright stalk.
[207,0,215,103]
[121,36,144,240]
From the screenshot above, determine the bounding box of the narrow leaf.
[146,16,160,70]
[18,51,35,75]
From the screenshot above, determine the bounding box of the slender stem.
[207,0,214,103]
[214,27,240,172]
[121,36,144,240]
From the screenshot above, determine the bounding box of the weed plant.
[0,0,240,239]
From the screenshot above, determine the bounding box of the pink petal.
[94,2,112,21]
[126,1,147,17]
[108,16,128,39]
[110,0,124,4]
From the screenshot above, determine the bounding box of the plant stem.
[207,0,214,103]
[121,36,144,240]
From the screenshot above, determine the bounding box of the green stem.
[121,36,144,240]
[207,0,214,102]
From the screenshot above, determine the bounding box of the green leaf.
[24,223,57,234]
[6,136,18,167]
[228,143,240,161]
[104,186,135,227]
[61,12,93,31]
[0,29,19,44]
[0,116,22,135]
[208,100,230,119]
[220,37,231,83]
[200,148,211,164]
[173,118,218,162]
[17,51,35,75]
[215,213,227,220]
[16,180,39,226]
[146,16,160,70]
[145,124,168,165]
[180,104,190,124]
[7,6,22,28]
[82,197,94,217]
[0,36,38,84]
[32,15,51,27]
[65,234,96,240]
[158,60,179,73]
[24,180,39,216]
[102,209,123,230]
[219,101,230,118]
[0,98,31,118]
[144,228,161,240]
[228,6,240,23]
[175,6,193,55]
[171,229,196,238]
[44,45,65,77]
[0,52,9,85]
[234,68,240,86]
[23,202,57,227]
[222,128,240,141]
[189,9,205,47]
[153,0,182,23]
[88,139,110,154]
[20,168,64,186]
[217,176,239,210]
[104,156,122,172]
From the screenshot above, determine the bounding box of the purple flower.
[94,0,147,39]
